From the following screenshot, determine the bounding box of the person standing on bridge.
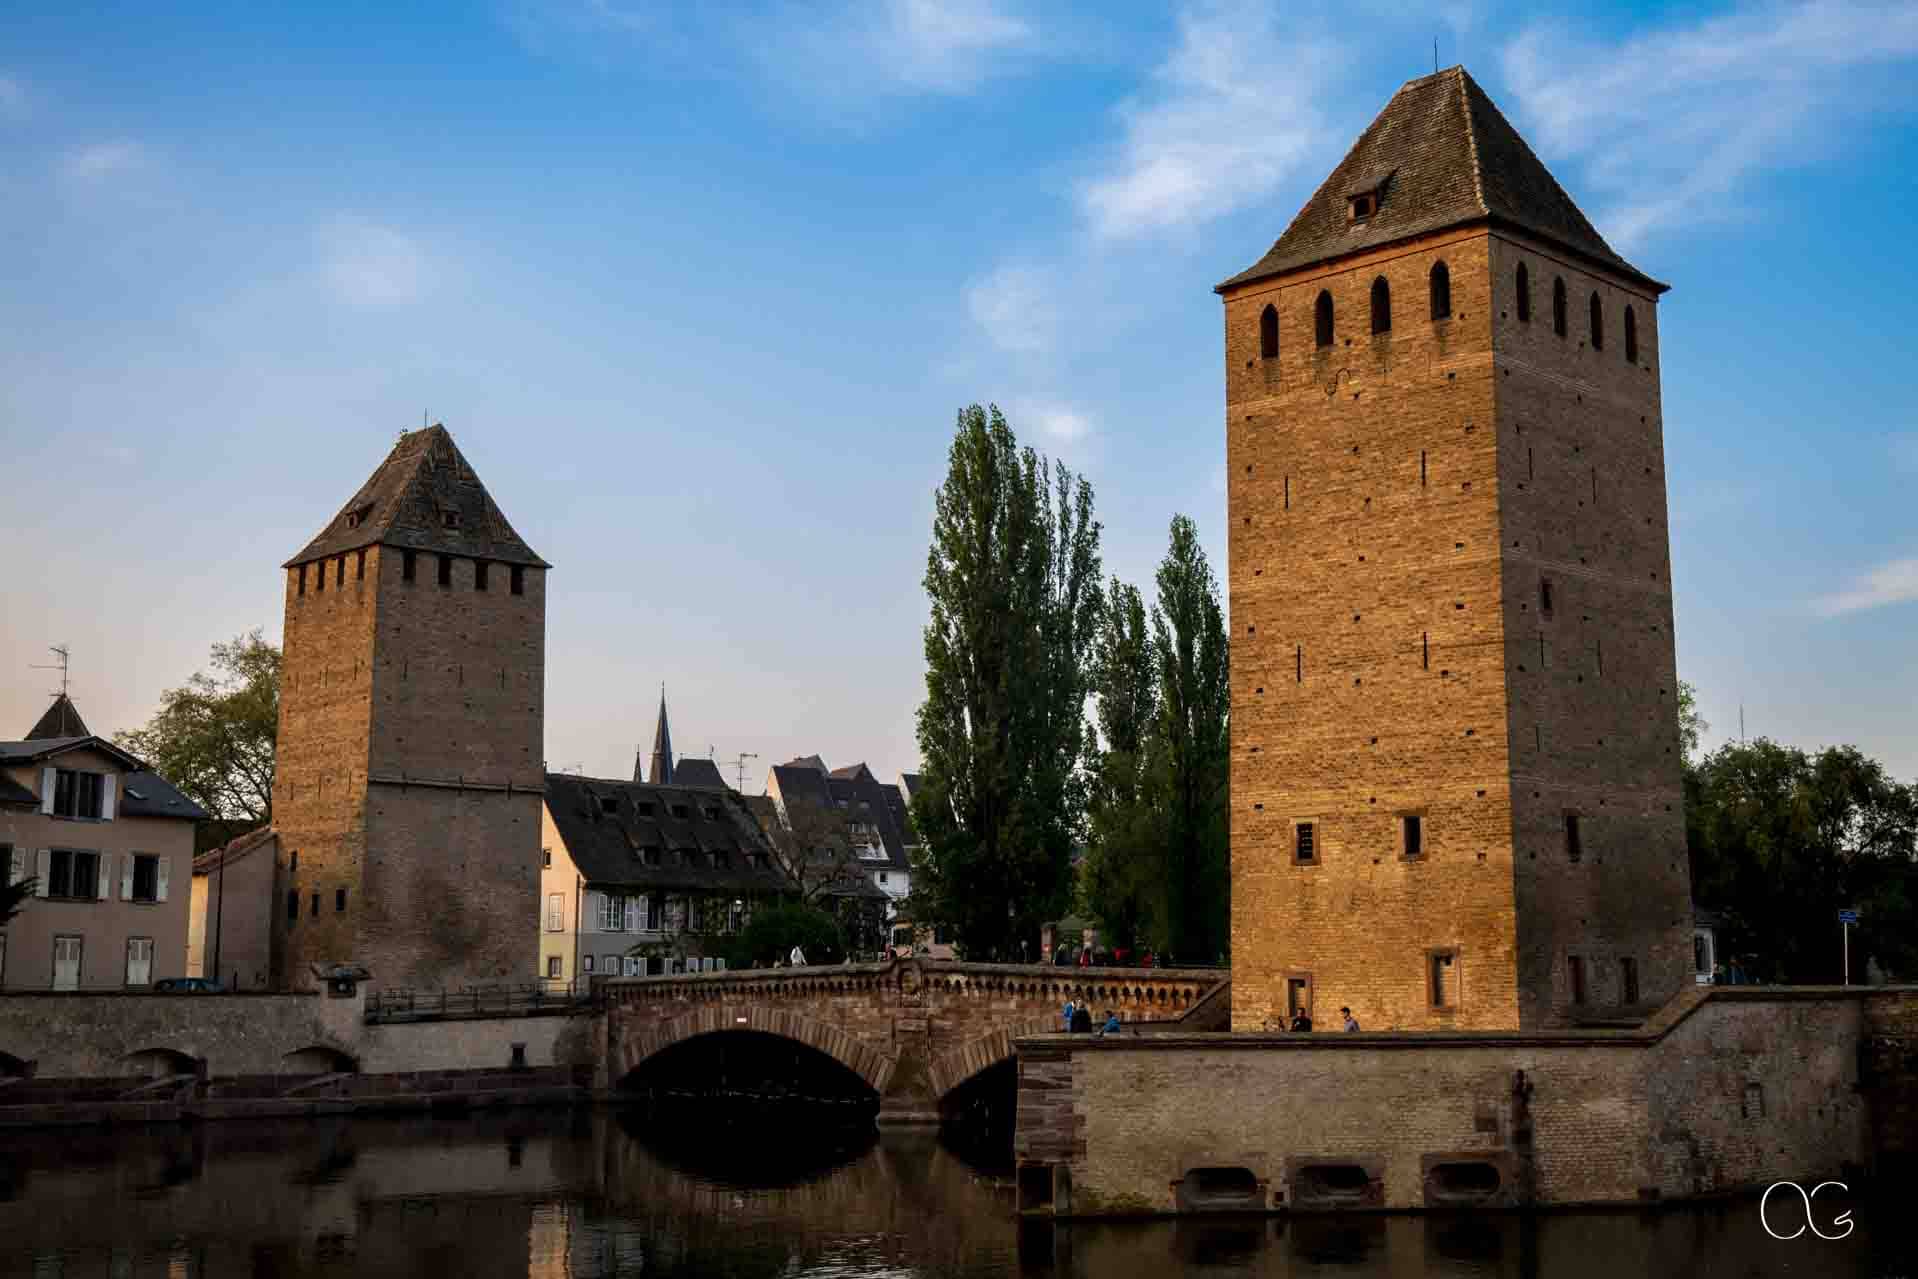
[1099,1010,1121,1036]
[1070,1003,1093,1034]
[1061,998,1076,1032]
[790,946,807,967]
[1341,1007,1360,1032]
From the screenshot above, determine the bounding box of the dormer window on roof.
[345,503,373,530]
[671,804,690,819]
[1348,191,1377,220]
[703,805,720,820]
[636,802,654,816]
[599,797,618,815]
[440,509,461,529]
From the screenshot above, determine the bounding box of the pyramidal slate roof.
[285,424,548,570]
[26,693,90,740]
[1218,67,1664,294]
[646,692,674,785]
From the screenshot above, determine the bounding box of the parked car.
[152,977,225,994]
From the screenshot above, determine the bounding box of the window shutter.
[101,775,116,821]
[584,892,600,932]
[624,897,639,932]
[157,856,170,903]
[121,855,135,900]
[35,849,49,896]
[7,847,23,885]
[97,853,112,901]
[40,768,55,815]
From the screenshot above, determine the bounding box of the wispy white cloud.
[317,217,430,306]
[1501,1,1918,250]
[59,141,147,182]
[1078,2,1340,240]
[965,263,1060,355]
[1005,396,1098,458]
[1815,556,1918,616]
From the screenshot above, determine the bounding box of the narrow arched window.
[1516,263,1531,322]
[1589,292,1604,350]
[1370,277,1391,335]
[1259,303,1278,359]
[1315,290,1334,348]
[1552,278,1567,337]
[1624,305,1638,364]
[1429,261,1452,321]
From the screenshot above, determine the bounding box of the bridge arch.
[925,1017,1060,1101]
[615,1005,896,1097]
[122,1047,204,1080]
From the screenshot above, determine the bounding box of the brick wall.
[274,542,547,991]
[1222,225,1690,1031]
[1015,987,1909,1214]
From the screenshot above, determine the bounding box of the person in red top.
[1077,946,1091,967]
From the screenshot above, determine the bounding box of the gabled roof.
[670,757,729,791]
[285,424,548,570]
[784,754,829,774]
[1218,67,1664,294]
[829,762,874,782]
[0,735,145,771]
[119,771,210,821]
[26,694,90,740]
[195,826,277,875]
[544,773,790,895]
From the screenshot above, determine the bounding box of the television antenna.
[31,644,71,698]
[720,752,760,792]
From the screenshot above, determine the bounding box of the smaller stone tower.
[273,424,548,990]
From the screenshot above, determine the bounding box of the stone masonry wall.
[1489,230,1692,1027]
[1225,227,1519,1032]
[1014,987,1906,1215]
[1222,224,1691,1032]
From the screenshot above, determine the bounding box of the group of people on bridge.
[1060,998,1123,1036]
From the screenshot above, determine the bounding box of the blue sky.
[3,0,1915,786]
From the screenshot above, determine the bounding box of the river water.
[0,1110,1905,1278]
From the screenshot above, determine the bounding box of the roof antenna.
[32,643,71,699]
[1434,37,1439,74]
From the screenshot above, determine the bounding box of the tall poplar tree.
[1081,515,1230,962]
[911,405,1102,960]
[1151,515,1231,962]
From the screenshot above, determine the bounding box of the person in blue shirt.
[1099,1010,1121,1036]
[1061,999,1076,1032]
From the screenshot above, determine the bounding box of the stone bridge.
[599,958,1228,1122]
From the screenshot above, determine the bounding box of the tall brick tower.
[272,424,548,990]
[1220,68,1691,1031]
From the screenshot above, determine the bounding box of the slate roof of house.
[285,424,549,570]
[879,782,914,846]
[0,775,37,807]
[1217,66,1664,294]
[544,773,791,896]
[770,760,912,871]
[669,757,729,791]
[0,735,142,770]
[26,694,90,740]
[194,826,278,875]
[118,771,210,820]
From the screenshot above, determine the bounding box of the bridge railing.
[365,980,594,1021]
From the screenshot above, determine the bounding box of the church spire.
[646,686,673,785]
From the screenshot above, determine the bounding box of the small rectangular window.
[297,564,307,596]
[1402,814,1423,859]
[511,565,525,596]
[1295,821,1316,863]
[315,559,325,592]
[475,560,489,592]
[1539,578,1555,617]
[402,550,417,582]
[1568,955,1587,1005]
[542,847,553,868]
[1286,975,1312,1019]
[437,554,452,587]
[1429,950,1457,1008]
[441,509,461,529]
[583,955,595,973]
[287,889,300,923]
[132,853,160,903]
[547,955,563,979]
[335,557,345,587]
[355,549,366,581]
[289,849,299,873]
[335,887,347,912]
[599,797,618,815]
[1565,813,1582,863]
[1620,956,1640,1004]
[310,891,320,918]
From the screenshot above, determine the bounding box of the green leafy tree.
[1149,515,1231,962]
[1677,680,1708,763]
[1688,739,1917,982]
[1080,578,1161,952]
[1081,517,1231,963]
[2,876,33,927]
[910,405,1102,961]
[725,902,846,969]
[116,631,279,853]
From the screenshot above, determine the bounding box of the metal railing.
[364,980,593,1019]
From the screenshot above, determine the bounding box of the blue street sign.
[1838,910,1859,924]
